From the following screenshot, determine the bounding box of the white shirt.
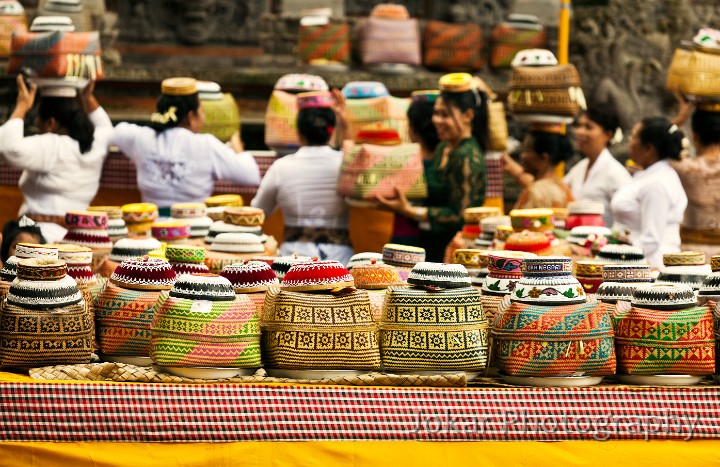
[564,148,632,226]
[251,146,349,229]
[111,124,261,207]
[0,107,113,216]
[611,159,687,269]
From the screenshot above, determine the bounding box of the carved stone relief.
[116,0,265,46]
[569,0,710,135]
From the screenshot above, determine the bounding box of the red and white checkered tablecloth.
[0,151,278,197]
[0,383,716,443]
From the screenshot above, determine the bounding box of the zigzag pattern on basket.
[298,23,350,64]
[613,304,715,375]
[151,338,261,367]
[380,286,488,371]
[94,283,163,356]
[423,21,483,71]
[492,300,615,376]
[262,289,380,370]
[0,301,93,365]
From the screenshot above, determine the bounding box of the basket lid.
[110,256,176,291]
[407,262,471,289]
[347,252,384,270]
[631,283,697,310]
[169,273,236,301]
[341,81,389,99]
[281,259,354,292]
[221,261,279,293]
[109,237,163,263]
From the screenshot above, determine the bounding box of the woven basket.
[265,90,299,149]
[487,101,508,151]
[201,93,240,143]
[298,22,350,64]
[0,13,26,58]
[345,96,410,143]
[380,286,488,372]
[508,64,584,116]
[666,48,720,98]
[0,280,11,305]
[262,288,380,370]
[94,282,164,356]
[492,300,616,377]
[0,301,93,366]
[338,140,427,201]
[423,21,483,71]
[150,293,261,368]
[360,17,421,66]
[614,304,715,375]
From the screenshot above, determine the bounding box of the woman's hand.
[228,131,245,153]
[671,87,693,127]
[79,80,100,113]
[376,187,415,218]
[11,74,37,120]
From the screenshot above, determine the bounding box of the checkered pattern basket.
[614,303,715,375]
[298,22,350,64]
[492,300,616,377]
[380,286,488,372]
[262,288,380,370]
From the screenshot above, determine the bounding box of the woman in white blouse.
[0,76,113,243]
[611,117,687,269]
[111,77,260,215]
[251,90,353,264]
[564,103,631,226]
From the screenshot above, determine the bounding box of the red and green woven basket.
[492,300,616,377]
[614,304,715,375]
[298,22,350,64]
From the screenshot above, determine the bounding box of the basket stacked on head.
[170,202,213,240]
[667,28,720,102]
[507,49,586,122]
[350,258,404,321]
[342,81,411,143]
[150,273,261,376]
[61,210,113,269]
[97,237,163,278]
[262,259,380,378]
[443,207,502,263]
[204,194,243,221]
[613,283,714,385]
[454,249,490,289]
[121,203,159,237]
[221,261,279,324]
[197,81,241,143]
[88,206,127,243]
[265,74,329,151]
[380,262,488,376]
[596,263,653,306]
[381,243,426,281]
[0,1,26,59]
[481,251,537,326]
[94,257,176,364]
[656,251,711,291]
[0,257,93,366]
[166,244,210,275]
[338,124,425,208]
[492,256,616,386]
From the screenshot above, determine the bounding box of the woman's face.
[432,97,470,143]
[520,134,547,178]
[628,122,652,168]
[575,114,612,158]
[188,102,207,133]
